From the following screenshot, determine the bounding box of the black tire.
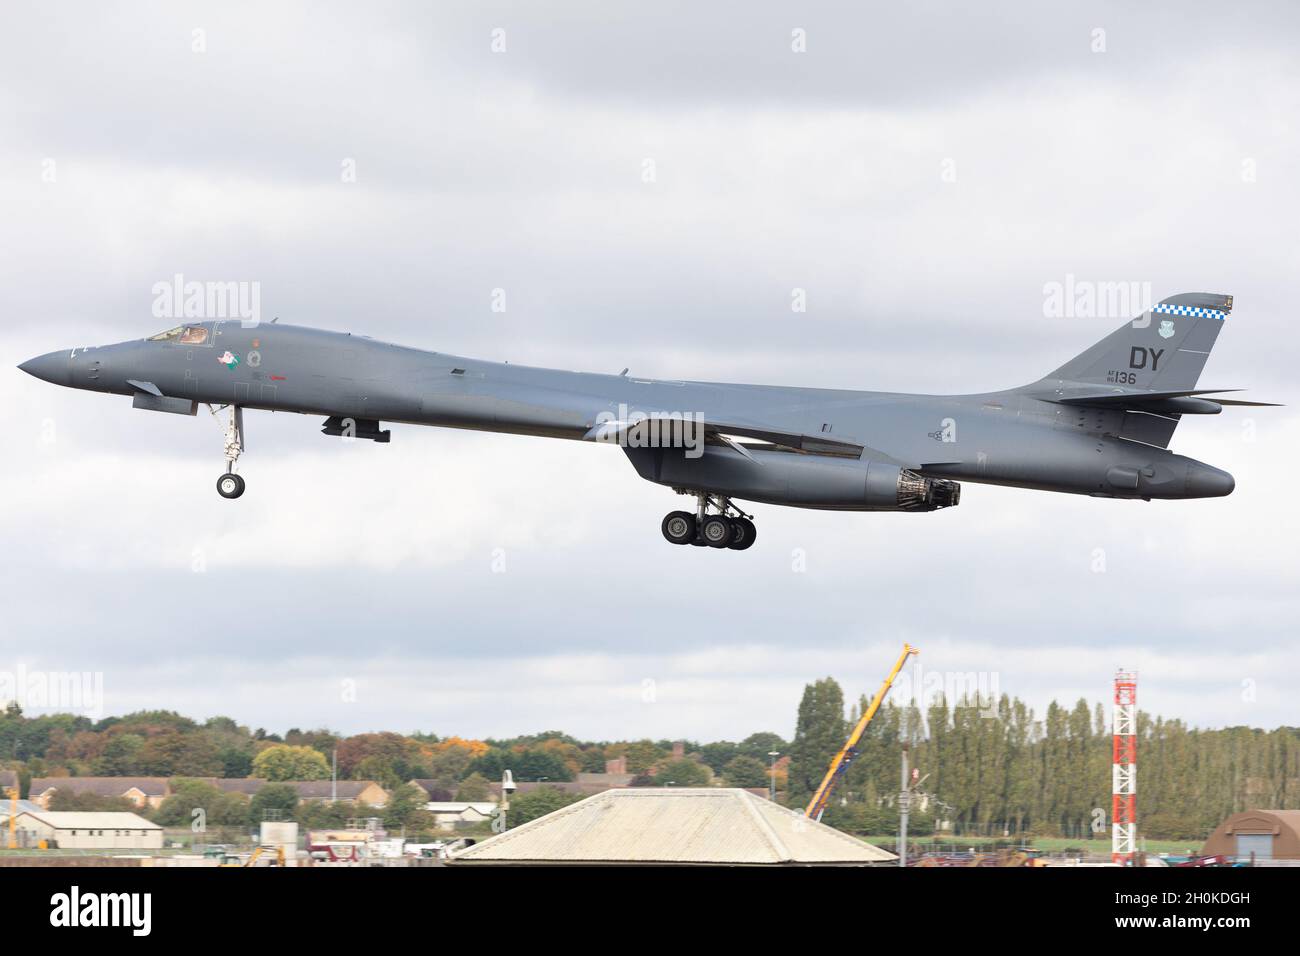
[661,511,696,545]
[728,517,757,550]
[700,515,733,548]
[217,473,246,499]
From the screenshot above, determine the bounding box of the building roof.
[29,777,169,797]
[199,777,268,795]
[1201,808,1300,858]
[0,770,18,790]
[16,811,162,830]
[450,788,896,866]
[0,799,44,819]
[291,780,385,800]
[425,802,498,815]
[576,771,636,787]
[488,779,625,799]
[407,779,454,801]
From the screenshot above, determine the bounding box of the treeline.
[0,703,788,798]
[787,679,1300,840]
[8,687,1294,843]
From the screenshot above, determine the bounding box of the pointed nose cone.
[18,351,70,387]
[1186,463,1235,498]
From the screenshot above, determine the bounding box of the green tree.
[698,741,739,774]
[92,733,145,775]
[507,787,583,827]
[737,732,788,762]
[653,758,711,787]
[383,783,436,833]
[153,779,249,828]
[787,677,847,806]
[457,773,491,801]
[249,783,299,823]
[722,755,769,789]
[354,754,401,790]
[252,744,329,781]
[622,740,665,774]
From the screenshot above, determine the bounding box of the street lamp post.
[768,751,780,801]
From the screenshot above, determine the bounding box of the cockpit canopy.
[148,325,209,345]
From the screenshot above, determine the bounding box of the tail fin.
[1043,292,1232,391]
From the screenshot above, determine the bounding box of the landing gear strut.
[660,491,757,551]
[207,404,246,499]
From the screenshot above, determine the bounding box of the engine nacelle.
[625,446,961,512]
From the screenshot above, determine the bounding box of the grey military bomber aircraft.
[19,291,1269,551]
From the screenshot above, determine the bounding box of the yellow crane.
[805,643,918,821]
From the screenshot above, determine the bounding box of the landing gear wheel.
[661,511,697,545]
[728,517,757,550]
[700,515,734,548]
[217,473,246,499]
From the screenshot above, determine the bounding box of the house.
[202,777,268,797]
[289,780,388,807]
[450,788,896,867]
[13,811,163,850]
[1201,810,1300,862]
[407,779,454,801]
[28,777,169,810]
[424,801,498,830]
[0,769,18,794]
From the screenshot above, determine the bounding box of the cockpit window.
[147,325,208,345]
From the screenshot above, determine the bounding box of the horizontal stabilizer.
[1049,387,1279,414]
[1052,387,1242,405]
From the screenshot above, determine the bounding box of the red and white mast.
[1111,670,1138,864]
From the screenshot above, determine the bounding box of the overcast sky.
[1,1,1297,742]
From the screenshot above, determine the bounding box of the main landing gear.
[207,403,247,499]
[661,492,757,551]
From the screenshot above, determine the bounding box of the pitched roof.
[576,772,636,787]
[29,777,169,797]
[196,777,268,795]
[407,779,454,801]
[291,780,385,800]
[450,788,896,866]
[16,811,162,830]
[0,800,44,818]
[425,802,498,815]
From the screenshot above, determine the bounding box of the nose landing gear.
[207,404,246,499]
[660,491,757,551]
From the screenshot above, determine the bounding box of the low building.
[28,777,169,810]
[0,799,45,824]
[1201,810,1300,862]
[450,788,896,866]
[13,811,163,850]
[408,779,454,801]
[425,801,498,829]
[291,780,389,807]
[203,777,268,797]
